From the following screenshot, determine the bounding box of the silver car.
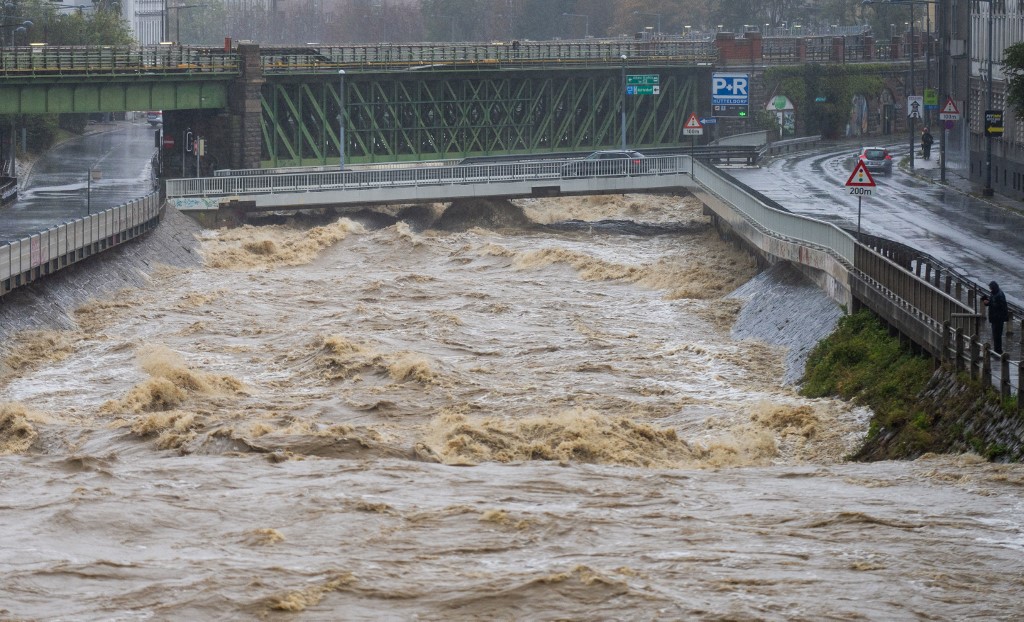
[858,147,893,176]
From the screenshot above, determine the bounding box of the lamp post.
[171,3,203,44]
[562,12,588,38]
[438,14,455,42]
[983,0,994,196]
[632,11,661,36]
[620,54,627,150]
[338,69,345,170]
[863,0,940,171]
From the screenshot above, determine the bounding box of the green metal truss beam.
[260,67,707,166]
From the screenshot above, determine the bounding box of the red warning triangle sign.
[846,160,876,187]
[940,98,960,115]
[684,113,702,129]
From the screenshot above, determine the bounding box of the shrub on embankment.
[801,310,1024,461]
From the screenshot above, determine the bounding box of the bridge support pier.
[227,43,265,171]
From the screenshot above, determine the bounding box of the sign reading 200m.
[712,73,750,106]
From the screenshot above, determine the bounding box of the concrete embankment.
[0,207,202,341]
[729,262,845,386]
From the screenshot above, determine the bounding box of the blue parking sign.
[712,73,750,106]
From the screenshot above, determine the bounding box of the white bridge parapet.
[165,155,700,211]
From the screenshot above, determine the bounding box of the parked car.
[146,111,163,126]
[858,146,893,176]
[562,150,648,177]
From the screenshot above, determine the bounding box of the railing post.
[1018,358,1023,416]
[1000,353,1010,400]
[970,334,980,380]
[941,321,950,365]
[981,343,991,387]
[955,327,964,372]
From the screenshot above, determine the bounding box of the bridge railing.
[260,40,718,72]
[0,45,239,76]
[169,155,697,198]
[691,158,856,265]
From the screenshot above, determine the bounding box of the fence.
[0,191,162,297]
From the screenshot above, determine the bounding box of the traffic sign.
[683,113,703,136]
[846,160,876,188]
[985,110,1004,137]
[162,135,175,149]
[923,88,938,110]
[712,73,749,107]
[699,117,718,125]
[939,98,961,121]
[907,96,923,119]
[713,105,748,118]
[627,74,659,86]
[627,85,660,95]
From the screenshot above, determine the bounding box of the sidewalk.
[905,152,1024,216]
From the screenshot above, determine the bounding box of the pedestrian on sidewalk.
[921,127,934,160]
[981,281,1009,354]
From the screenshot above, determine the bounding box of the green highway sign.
[626,85,660,95]
[626,74,659,86]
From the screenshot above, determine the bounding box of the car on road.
[146,111,163,126]
[857,146,893,176]
[562,150,648,177]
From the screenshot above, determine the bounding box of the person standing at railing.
[981,281,1009,354]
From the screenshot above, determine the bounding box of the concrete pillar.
[228,43,266,171]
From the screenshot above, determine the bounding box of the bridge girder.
[0,78,227,114]
[260,67,707,166]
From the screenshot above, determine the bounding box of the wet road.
[730,144,1024,305]
[0,121,157,243]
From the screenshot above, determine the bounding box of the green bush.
[801,310,935,456]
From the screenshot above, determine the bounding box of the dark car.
[858,147,893,176]
[563,150,648,177]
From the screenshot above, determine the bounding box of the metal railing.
[168,154,694,199]
[691,158,855,264]
[0,45,238,77]
[260,40,719,72]
[0,191,162,298]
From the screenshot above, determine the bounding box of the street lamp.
[438,14,455,42]
[863,0,934,171]
[620,54,627,150]
[562,12,588,39]
[338,69,345,170]
[982,0,994,196]
[632,11,661,36]
[170,3,203,44]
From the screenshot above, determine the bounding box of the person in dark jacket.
[921,127,934,160]
[981,281,1009,354]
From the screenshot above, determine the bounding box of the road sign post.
[939,98,961,122]
[845,160,876,236]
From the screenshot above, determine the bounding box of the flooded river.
[1,194,1022,620]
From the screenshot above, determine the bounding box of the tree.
[1005,41,1024,117]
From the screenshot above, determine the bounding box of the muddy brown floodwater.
[1,194,1022,620]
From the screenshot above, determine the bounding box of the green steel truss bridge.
[0,40,716,167]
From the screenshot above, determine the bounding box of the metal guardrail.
[213,159,464,177]
[0,46,238,77]
[691,158,855,265]
[0,191,162,298]
[168,155,695,199]
[260,40,719,72]
[0,177,16,205]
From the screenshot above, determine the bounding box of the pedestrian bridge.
[164,155,705,212]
